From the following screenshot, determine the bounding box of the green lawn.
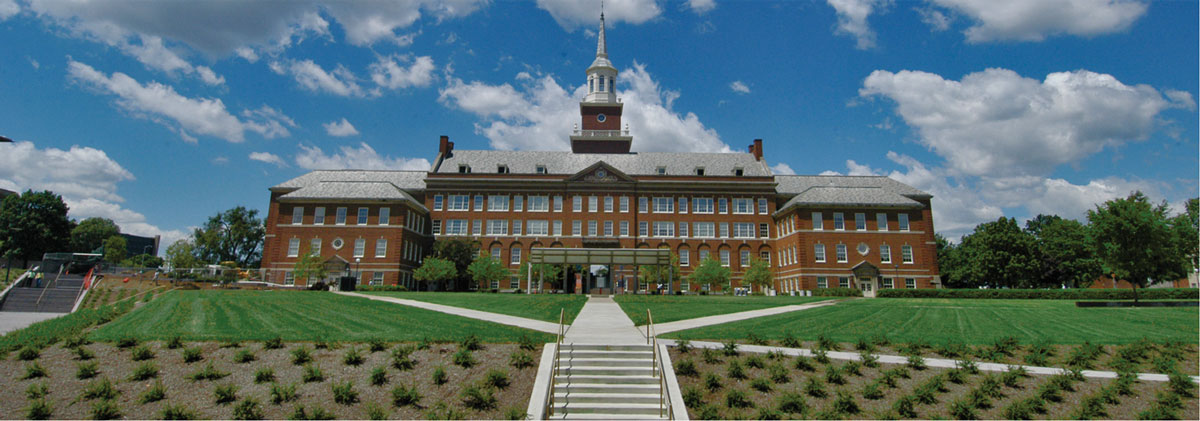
[663,298,1200,345]
[612,294,839,326]
[359,291,588,324]
[90,290,554,343]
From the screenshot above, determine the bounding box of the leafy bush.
[824,365,846,385]
[813,349,830,365]
[432,365,448,386]
[804,376,827,397]
[460,334,483,351]
[750,377,773,393]
[503,407,526,420]
[860,351,880,368]
[746,332,769,346]
[77,361,100,379]
[26,398,52,420]
[728,358,747,379]
[460,384,497,410]
[165,335,183,349]
[116,336,138,348]
[776,391,808,415]
[253,367,275,384]
[1071,394,1109,419]
[290,405,335,420]
[182,346,203,363]
[892,394,917,418]
[831,389,860,414]
[232,398,263,420]
[812,287,863,297]
[878,287,1199,299]
[862,382,883,400]
[453,348,476,368]
[159,403,196,420]
[517,334,539,351]
[701,348,721,364]
[367,337,388,352]
[794,355,816,372]
[81,377,119,400]
[22,362,47,379]
[302,363,324,383]
[332,381,359,405]
[509,351,534,369]
[391,383,422,407]
[815,334,836,351]
[704,372,723,391]
[683,386,704,408]
[269,382,298,404]
[263,337,283,350]
[675,359,698,376]
[769,363,790,384]
[26,382,48,399]
[484,369,510,389]
[343,347,364,366]
[130,362,159,380]
[725,388,753,408]
[844,360,862,376]
[131,345,155,361]
[365,402,388,420]
[392,349,416,370]
[423,402,464,421]
[722,340,739,356]
[694,404,721,420]
[189,361,228,381]
[780,331,801,348]
[18,346,40,361]
[90,399,121,420]
[957,359,980,374]
[949,397,978,419]
[1065,342,1105,369]
[1000,366,1028,388]
[1167,369,1195,398]
[370,366,389,386]
[234,349,255,363]
[676,338,693,353]
[291,346,312,365]
[214,383,238,404]
[139,380,166,403]
[74,346,95,360]
[746,354,766,369]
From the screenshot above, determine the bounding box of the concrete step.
[554,383,659,394]
[560,350,653,359]
[564,344,653,352]
[563,358,656,367]
[551,402,665,416]
[549,413,668,420]
[553,392,662,404]
[560,366,655,376]
[1,287,78,312]
[555,375,659,385]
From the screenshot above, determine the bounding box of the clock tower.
[570,11,633,154]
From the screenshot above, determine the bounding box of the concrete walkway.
[336,291,560,334]
[662,340,1200,384]
[0,312,66,335]
[564,295,646,344]
[652,299,841,334]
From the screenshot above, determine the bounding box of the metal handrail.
[647,309,673,419]
[546,308,566,416]
[34,266,64,310]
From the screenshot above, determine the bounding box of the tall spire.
[596,5,607,58]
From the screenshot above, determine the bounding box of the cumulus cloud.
[916,6,951,31]
[323,118,360,137]
[438,63,730,153]
[0,140,186,249]
[770,163,795,175]
[729,80,750,94]
[67,59,294,143]
[827,0,887,50]
[859,67,1190,178]
[369,54,437,90]
[295,142,431,171]
[535,0,662,29]
[249,152,288,167]
[270,59,374,98]
[926,0,1148,42]
[689,0,717,14]
[322,0,485,46]
[0,0,18,20]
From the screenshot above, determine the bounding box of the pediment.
[851,261,880,278]
[566,161,635,183]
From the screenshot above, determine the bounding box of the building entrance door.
[858,277,875,298]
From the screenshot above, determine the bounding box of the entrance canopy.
[529,248,671,266]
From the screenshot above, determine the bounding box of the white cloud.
[860,67,1188,178]
[916,6,951,31]
[211,156,229,165]
[439,62,731,153]
[369,55,437,90]
[0,0,18,20]
[249,152,288,167]
[689,0,717,14]
[234,47,259,63]
[0,140,186,249]
[321,0,485,46]
[770,163,796,175]
[927,0,1148,42]
[729,80,750,94]
[535,0,662,29]
[294,143,431,171]
[67,60,294,143]
[118,34,225,85]
[270,59,375,98]
[323,118,360,137]
[827,0,887,50]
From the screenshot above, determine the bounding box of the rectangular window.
[512,220,522,235]
[448,195,469,211]
[445,219,468,235]
[839,277,850,288]
[639,197,648,213]
[680,249,690,266]
[491,246,501,261]
[899,214,910,231]
[678,197,688,213]
[760,251,770,265]
[491,278,500,290]
[679,222,688,237]
[694,222,715,238]
[638,221,649,237]
[553,196,563,212]
[877,213,888,231]
[718,198,728,213]
[432,220,442,235]
[374,208,388,226]
[855,213,866,231]
[573,196,583,212]
[604,220,613,236]
[314,207,325,224]
[310,238,321,255]
[356,207,368,224]
[487,220,508,236]
[619,196,629,212]
[653,197,674,213]
[588,220,598,236]
[292,207,304,224]
[604,196,614,212]
[814,244,826,262]
[473,195,484,211]
[902,245,914,263]
[375,239,387,257]
[620,221,629,236]
[284,272,295,285]
[733,223,755,238]
[740,250,750,267]
[817,277,827,288]
[719,223,729,238]
[883,278,894,289]
[759,223,769,238]
[572,220,582,236]
[836,244,848,262]
[653,221,675,237]
[719,250,730,267]
[472,220,482,236]
[488,195,509,211]
[528,220,549,236]
[287,238,300,257]
[693,198,714,213]
[880,245,892,264]
[353,238,366,257]
[513,196,524,212]
[733,198,753,214]
[433,195,443,211]
[906,278,916,289]
[336,207,347,225]
[834,212,845,230]
[553,220,563,236]
[511,247,521,264]
[699,249,710,262]
[588,196,599,212]
[372,272,384,286]
[758,198,768,214]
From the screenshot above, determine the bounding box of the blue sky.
[0,0,1196,250]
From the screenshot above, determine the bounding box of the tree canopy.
[431,237,478,290]
[1089,192,1190,301]
[192,206,264,268]
[0,190,72,267]
[103,235,127,264]
[70,217,120,253]
[291,249,328,286]
[638,252,679,289]
[951,217,1040,289]
[688,257,730,291]
[165,239,199,270]
[518,261,565,288]
[1028,215,1101,288]
[742,257,773,292]
[467,254,509,288]
[413,256,458,291]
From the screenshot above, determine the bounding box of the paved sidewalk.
[652,299,840,334]
[564,295,646,344]
[336,291,560,334]
[662,340,1200,384]
[0,312,66,335]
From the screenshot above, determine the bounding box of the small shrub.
[452,348,476,368]
[138,380,166,403]
[291,346,312,365]
[750,377,773,393]
[756,407,784,420]
[367,337,388,352]
[370,366,389,386]
[1000,366,1027,388]
[332,381,359,405]
[432,365,448,386]
[831,389,860,415]
[189,361,228,381]
[855,336,876,352]
[291,405,335,420]
[18,346,40,361]
[130,361,159,380]
[63,334,90,348]
[77,361,99,379]
[701,348,721,364]
[704,372,723,391]
[844,360,863,376]
[484,369,510,389]
[892,394,917,418]
[1167,369,1195,398]
[392,350,415,370]
[746,354,766,369]
[957,358,979,374]
[22,362,47,379]
[776,391,808,415]
[131,345,155,361]
[365,402,389,420]
[725,388,753,408]
[804,376,827,397]
[824,365,845,385]
[722,340,739,356]
[460,384,497,410]
[263,337,283,349]
[949,397,978,420]
[862,382,883,400]
[978,374,1004,398]
[214,383,238,404]
[302,363,324,383]
[906,354,926,370]
[816,334,836,351]
[1112,370,1138,396]
[747,332,769,346]
[676,339,692,353]
[728,358,747,379]
[1037,381,1063,403]
[182,346,203,363]
[683,386,704,408]
[165,335,183,349]
[416,336,432,350]
[518,334,538,351]
[675,359,698,376]
[81,377,119,400]
[343,347,364,366]
[1071,395,1109,420]
[313,337,330,349]
[159,403,196,420]
[234,349,256,363]
[884,366,911,379]
[424,402,465,421]
[26,398,52,420]
[860,351,880,368]
[794,355,816,371]
[90,399,121,420]
[116,336,138,348]
[1065,341,1104,369]
[769,363,790,384]
[26,382,49,399]
[391,383,422,407]
[813,349,830,365]
[509,351,534,369]
[766,350,785,360]
[233,398,263,420]
[934,341,968,358]
[1003,397,1045,420]
[460,334,482,351]
[254,367,275,383]
[780,331,801,348]
[269,382,298,404]
[503,406,526,420]
[74,346,95,360]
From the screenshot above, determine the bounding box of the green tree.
[431,238,479,290]
[413,256,458,291]
[742,257,773,292]
[1026,215,1102,288]
[638,252,680,291]
[934,233,967,288]
[122,254,164,268]
[165,239,199,270]
[518,261,564,289]
[70,217,120,253]
[1089,192,1190,302]
[0,190,72,267]
[955,217,1040,288]
[688,257,730,292]
[467,254,509,289]
[103,235,127,264]
[192,206,265,268]
[1172,198,1199,272]
[291,249,328,286]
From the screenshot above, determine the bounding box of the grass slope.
[613,295,837,326]
[90,290,553,343]
[359,291,588,324]
[665,298,1200,345]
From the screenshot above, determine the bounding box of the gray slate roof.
[435,150,771,177]
[274,170,426,190]
[774,175,930,212]
[272,171,426,209]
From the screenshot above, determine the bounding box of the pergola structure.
[526,248,673,294]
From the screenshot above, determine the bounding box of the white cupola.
[584,11,618,104]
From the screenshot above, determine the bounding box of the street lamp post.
[355,257,361,285]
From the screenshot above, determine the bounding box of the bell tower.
[571,10,632,154]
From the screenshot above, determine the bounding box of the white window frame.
[653,197,674,213]
[553,220,563,236]
[883,278,894,289]
[336,207,348,225]
[604,220,614,236]
[357,207,369,225]
[491,246,501,261]
[287,238,300,257]
[836,244,848,262]
[553,196,563,212]
[375,239,387,258]
[678,197,688,214]
[310,238,321,255]
[758,198,768,214]
[719,223,729,238]
[877,213,888,231]
[732,198,753,214]
[513,195,523,212]
[445,219,468,235]
[513,220,522,236]
[693,222,715,238]
[834,212,845,230]
[817,277,827,288]
[487,220,508,236]
[740,250,750,267]
[473,195,484,211]
[902,245,914,264]
[906,278,916,289]
[447,195,469,211]
[379,207,390,226]
[719,250,730,267]
[528,220,549,236]
[733,222,755,238]
[619,196,630,213]
[353,238,366,258]
[619,221,630,237]
[638,197,648,213]
[899,214,910,231]
[855,213,866,231]
[604,196,614,212]
[699,250,710,262]
[693,198,714,214]
[680,249,690,266]
[372,272,384,286]
[814,244,826,263]
[314,207,325,225]
[573,196,583,212]
[839,277,850,288]
[638,221,648,237]
[292,207,304,225]
[652,221,675,237]
[488,195,509,212]
[511,247,521,264]
[572,220,582,236]
[433,195,444,211]
[472,220,482,236]
[588,220,598,236]
[284,272,295,286]
[717,198,728,214]
[880,244,892,264]
[528,196,549,212]
[588,196,599,212]
[679,222,688,238]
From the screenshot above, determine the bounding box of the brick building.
[261,14,941,295]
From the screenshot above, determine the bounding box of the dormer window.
[458,164,471,174]
[656,166,667,175]
[733,168,744,176]
[695,167,705,176]
[536,165,547,174]
[497,165,509,174]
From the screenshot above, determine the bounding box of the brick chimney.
[438,135,454,157]
[749,139,763,161]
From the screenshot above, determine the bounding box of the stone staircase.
[0,275,84,313]
[550,343,668,420]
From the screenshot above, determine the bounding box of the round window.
[857,243,870,256]
[331,238,345,250]
[596,169,607,178]
[597,113,606,122]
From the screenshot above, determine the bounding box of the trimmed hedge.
[877,288,1199,300]
[812,287,863,297]
[356,285,409,292]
